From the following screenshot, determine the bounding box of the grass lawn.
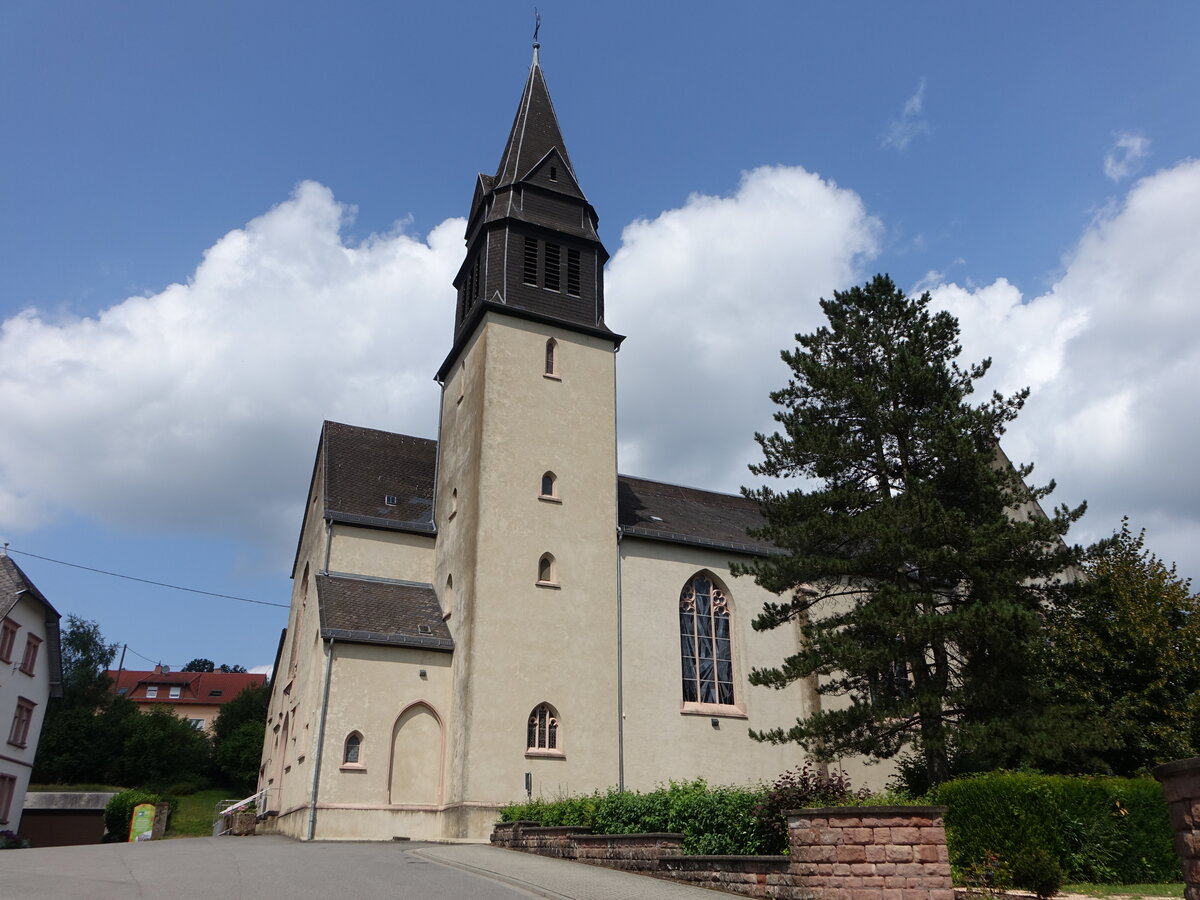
[1064,886,1184,899]
[167,787,244,838]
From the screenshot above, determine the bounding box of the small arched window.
[544,338,558,377]
[343,732,362,765]
[537,553,556,585]
[444,574,454,618]
[527,704,559,751]
[679,574,734,706]
[540,471,557,498]
[449,487,458,519]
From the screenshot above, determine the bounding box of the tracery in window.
[679,574,734,705]
[344,732,362,765]
[526,703,559,751]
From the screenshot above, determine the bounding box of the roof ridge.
[618,472,753,502]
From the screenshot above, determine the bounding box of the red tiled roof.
[106,669,266,706]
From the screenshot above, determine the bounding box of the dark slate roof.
[0,553,64,697]
[310,422,776,561]
[617,475,780,557]
[494,49,578,191]
[322,421,436,534]
[316,572,453,652]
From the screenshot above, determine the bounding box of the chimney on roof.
[154,664,163,674]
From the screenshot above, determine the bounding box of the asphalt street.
[0,835,729,899]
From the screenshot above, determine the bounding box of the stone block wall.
[1154,757,1200,900]
[490,806,953,900]
[787,807,953,900]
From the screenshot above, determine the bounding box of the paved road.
[0,836,727,899]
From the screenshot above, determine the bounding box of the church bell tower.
[433,42,624,837]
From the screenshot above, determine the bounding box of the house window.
[187,718,205,730]
[146,686,159,699]
[0,773,15,824]
[526,704,559,752]
[566,248,581,296]
[679,575,734,706]
[537,553,557,586]
[169,686,181,699]
[0,619,16,663]
[544,242,561,291]
[343,732,362,765]
[209,689,223,697]
[8,698,35,748]
[523,237,538,285]
[544,338,558,377]
[19,635,40,675]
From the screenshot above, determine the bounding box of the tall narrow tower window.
[566,248,581,297]
[544,243,561,291]
[544,338,558,377]
[523,237,539,286]
[537,553,557,586]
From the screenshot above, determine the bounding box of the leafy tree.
[740,274,1085,787]
[34,617,211,787]
[1041,518,1200,774]
[182,658,215,672]
[218,663,248,674]
[59,614,119,705]
[211,682,268,790]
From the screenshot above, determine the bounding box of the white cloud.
[4,157,1199,587]
[608,165,882,491]
[882,78,930,151]
[0,181,459,560]
[927,158,1200,578]
[1104,131,1150,181]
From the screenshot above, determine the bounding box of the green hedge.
[103,789,162,841]
[930,772,1178,884]
[501,780,768,855]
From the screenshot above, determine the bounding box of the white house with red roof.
[1,552,63,834]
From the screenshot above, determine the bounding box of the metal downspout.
[616,526,625,792]
[307,637,334,841]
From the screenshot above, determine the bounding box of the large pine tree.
[740,274,1085,787]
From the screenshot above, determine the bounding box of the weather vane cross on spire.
[533,9,541,47]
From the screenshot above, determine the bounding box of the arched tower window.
[544,338,558,377]
[343,732,362,765]
[527,703,559,752]
[540,471,557,498]
[444,574,454,618]
[679,574,734,705]
[537,553,557,585]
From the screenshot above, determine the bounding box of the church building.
[258,44,878,842]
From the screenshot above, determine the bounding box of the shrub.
[1012,847,1064,899]
[753,764,870,854]
[104,789,161,841]
[931,772,1178,884]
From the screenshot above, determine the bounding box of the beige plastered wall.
[619,538,891,793]
[326,527,434,584]
[260,452,332,830]
[436,315,622,827]
[308,641,453,840]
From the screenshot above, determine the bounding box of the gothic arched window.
[545,338,558,376]
[343,732,362,765]
[527,703,559,751]
[679,574,734,705]
[537,553,556,585]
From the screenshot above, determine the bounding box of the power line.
[5,547,290,609]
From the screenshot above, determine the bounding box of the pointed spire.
[493,40,577,191]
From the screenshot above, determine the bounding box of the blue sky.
[2,1,1198,671]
